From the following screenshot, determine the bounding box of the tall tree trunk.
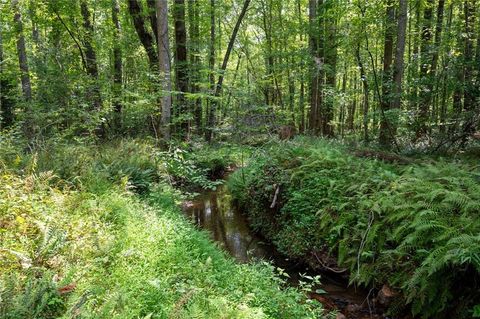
[13,0,32,102]
[308,0,322,133]
[297,0,306,133]
[379,0,395,147]
[462,0,476,112]
[355,44,369,142]
[129,0,158,68]
[80,0,102,110]
[173,0,189,138]
[416,0,435,138]
[461,0,477,137]
[428,0,445,125]
[147,0,159,46]
[347,73,357,131]
[206,0,252,142]
[112,0,123,126]
[156,0,172,141]
[322,0,336,137]
[206,0,216,141]
[392,0,408,111]
[188,0,202,132]
[0,22,14,129]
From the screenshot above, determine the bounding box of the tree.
[129,0,158,68]
[156,0,172,141]
[206,0,216,141]
[0,20,14,129]
[13,0,32,102]
[173,0,189,138]
[206,0,252,142]
[417,0,435,137]
[379,0,395,147]
[391,0,408,126]
[112,0,123,125]
[188,0,202,131]
[80,0,102,110]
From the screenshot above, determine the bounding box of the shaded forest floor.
[1,135,479,318]
[0,138,324,319]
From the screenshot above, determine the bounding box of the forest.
[0,0,479,318]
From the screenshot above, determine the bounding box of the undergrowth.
[229,136,480,318]
[0,138,324,319]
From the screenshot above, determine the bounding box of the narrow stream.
[182,183,388,319]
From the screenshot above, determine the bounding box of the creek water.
[182,183,388,319]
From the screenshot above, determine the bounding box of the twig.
[270,185,280,208]
[313,251,348,274]
[52,9,87,72]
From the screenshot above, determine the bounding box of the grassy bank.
[228,137,480,318]
[0,139,323,319]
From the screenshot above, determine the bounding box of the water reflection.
[183,184,271,263]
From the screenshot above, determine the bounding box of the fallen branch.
[312,251,347,274]
[270,185,280,208]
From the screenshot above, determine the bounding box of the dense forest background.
[1,1,480,318]
[0,0,478,150]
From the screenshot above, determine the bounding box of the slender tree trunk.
[461,0,477,138]
[261,0,274,107]
[308,0,322,133]
[156,0,172,141]
[206,0,251,142]
[129,0,158,68]
[297,0,305,133]
[428,0,445,123]
[355,44,369,142]
[389,0,408,140]
[379,0,395,147]
[416,0,435,138]
[206,0,216,141]
[147,0,159,46]
[0,22,14,129]
[13,0,32,102]
[188,0,202,132]
[322,0,336,137]
[462,0,476,112]
[112,0,123,127]
[80,0,102,110]
[347,73,357,131]
[173,0,189,138]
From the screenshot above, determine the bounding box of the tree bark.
[80,0,102,110]
[392,0,408,112]
[462,0,476,112]
[379,0,395,147]
[156,0,172,141]
[461,0,477,138]
[355,44,369,142]
[112,0,123,123]
[129,0,158,68]
[13,0,32,102]
[173,0,189,138]
[147,0,159,46]
[322,0,336,137]
[206,0,216,141]
[308,0,322,133]
[188,0,202,131]
[0,22,14,129]
[206,0,252,142]
[416,0,435,137]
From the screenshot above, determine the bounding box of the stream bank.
[182,183,389,319]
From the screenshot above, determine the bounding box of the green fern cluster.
[230,137,480,318]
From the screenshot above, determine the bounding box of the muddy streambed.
[182,183,390,319]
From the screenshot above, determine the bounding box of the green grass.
[229,136,480,318]
[0,139,324,319]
